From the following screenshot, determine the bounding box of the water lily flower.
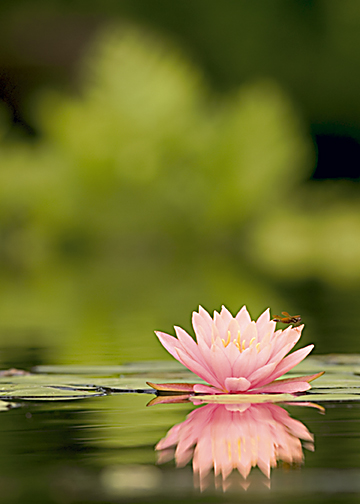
[152,306,322,394]
[156,402,314,489]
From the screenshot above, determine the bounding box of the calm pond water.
[1,376,360,503]
[0,265,360,503]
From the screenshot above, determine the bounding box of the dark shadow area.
[313,133,360,180]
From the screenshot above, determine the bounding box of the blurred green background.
[0,0,360,367]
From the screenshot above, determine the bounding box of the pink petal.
[266,345,314,383]
[146,381,196,392]
[268,341,297,368]
[260,371,324,388]
[192,323,209,348]
[196,334,217,369]
[156,423,183,450]
[211,324,221,344]
[199,305,213,325]
[209,340,232,386]
[225,377,251,393]
[193,384,223,394]
[193,307,213,346]
[147,394,191,406]
[306,371,325,382]
[247,362,277,388]
[214,310,228,339]
[235,306,251,332]
[226,340,242,367]
[174,326,203,361]
[155,331,183,360]
[257,308,270,324]
[176,347,223,389]
[268,326,302,360]
[260,330,273,348]
[219,305,234,326]
[227,318,241,342]
[252,342,272,369]
[241,321,258,347]
[252,371,324,394]
[256,309,274,335]
[232,343,261,379]
[254,381,311,394]
[270,408,315,441]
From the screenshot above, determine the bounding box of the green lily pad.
[316,354,360,365]
[306,375,360,388]
[0,384,104,401]
[3,354,360,403]
[0,374,98,385]
[289,392,360,402]
[307,388,360,395]
[86,377,159,390]
[0,374,192,392]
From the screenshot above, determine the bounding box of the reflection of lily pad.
[0,400,19,411]
[190,393,297,404]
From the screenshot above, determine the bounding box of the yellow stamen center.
[233,330,242,351]
[222,330,232,347]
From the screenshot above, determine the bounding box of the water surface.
[1,374,360,503]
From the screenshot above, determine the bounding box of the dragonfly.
[272,311,302,326]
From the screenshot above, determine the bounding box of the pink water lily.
[153,306,322,394]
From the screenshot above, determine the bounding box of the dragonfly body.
[272,311,302,326]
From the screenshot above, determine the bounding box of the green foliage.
[0,27,310,265]
[0,25,359,363]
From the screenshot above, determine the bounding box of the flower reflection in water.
[156,402,315,491]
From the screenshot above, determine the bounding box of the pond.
[1,13,360,504]
[1,356,360,504]
[0,263,359,503]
